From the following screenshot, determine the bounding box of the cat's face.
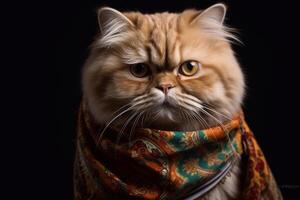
[83,3,245,131]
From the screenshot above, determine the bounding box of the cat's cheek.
[202,82,227,102]
[104,77,148,99]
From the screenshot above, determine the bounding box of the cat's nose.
[156,84,175,95]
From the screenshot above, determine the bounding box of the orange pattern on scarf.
[74,103,282,200]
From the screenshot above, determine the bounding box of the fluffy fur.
[82,3,245,199]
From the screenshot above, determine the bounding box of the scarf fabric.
[74,103,282,200]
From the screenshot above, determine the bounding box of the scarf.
[74,102,282,200]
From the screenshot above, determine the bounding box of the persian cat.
[80,3,245,200]
[82,4,244,132]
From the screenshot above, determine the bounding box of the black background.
[5,0,300,199]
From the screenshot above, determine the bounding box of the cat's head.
[82,3,245,131]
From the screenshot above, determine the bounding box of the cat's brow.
[143,15,180,71]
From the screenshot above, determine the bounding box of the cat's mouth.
[157,97,178,111]
[162,100,173,107]
[161,95,177,106]
[152,99,179,121]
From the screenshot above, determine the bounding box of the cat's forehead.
[123,10,199,70]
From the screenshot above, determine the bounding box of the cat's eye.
[179,61,201,76]
[130,63,149,78]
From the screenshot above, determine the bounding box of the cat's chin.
[144,105,232,131]
[157,103,178,118]
[147,118,201,131]
[145,107,200,131]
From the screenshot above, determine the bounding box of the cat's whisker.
[115,110,139,147]
[128,111,145,146]
[179,107,219,141]
[131,93,150,102]
[177,93,202,104]
[109,103,132,118]
[178,102,198,113]
[150,110,161,123]
[177,108,188,129]
[201,103,232,120]
[182,109,200,131]
[115,102,155,146]
[174,96,200,113]
[140,109,148,128]
[131,99,152,107]
[198,107,238,156]
[177,93,232,121]
[188,106,235,155]
[131,93,156,103]
[97,105,134,144]
[172,94,202,130]
[179,108,190,129]
[176,96,237,155]
[190,110,210,130]
[177,96,232,125]
[97,98,149,144]
[191,110,219,142]
[187,112,202,130]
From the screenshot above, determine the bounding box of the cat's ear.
[97,7,134,46]
[189,3,239,43]
[191,3,227,25]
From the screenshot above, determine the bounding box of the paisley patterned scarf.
[74,103,282,200]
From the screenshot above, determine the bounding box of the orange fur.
[81,4,247,199]
[82,4,245,131]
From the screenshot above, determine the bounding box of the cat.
[75,3,281,200]
[82,3,244,132]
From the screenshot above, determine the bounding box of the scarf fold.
[74,103,282,200]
